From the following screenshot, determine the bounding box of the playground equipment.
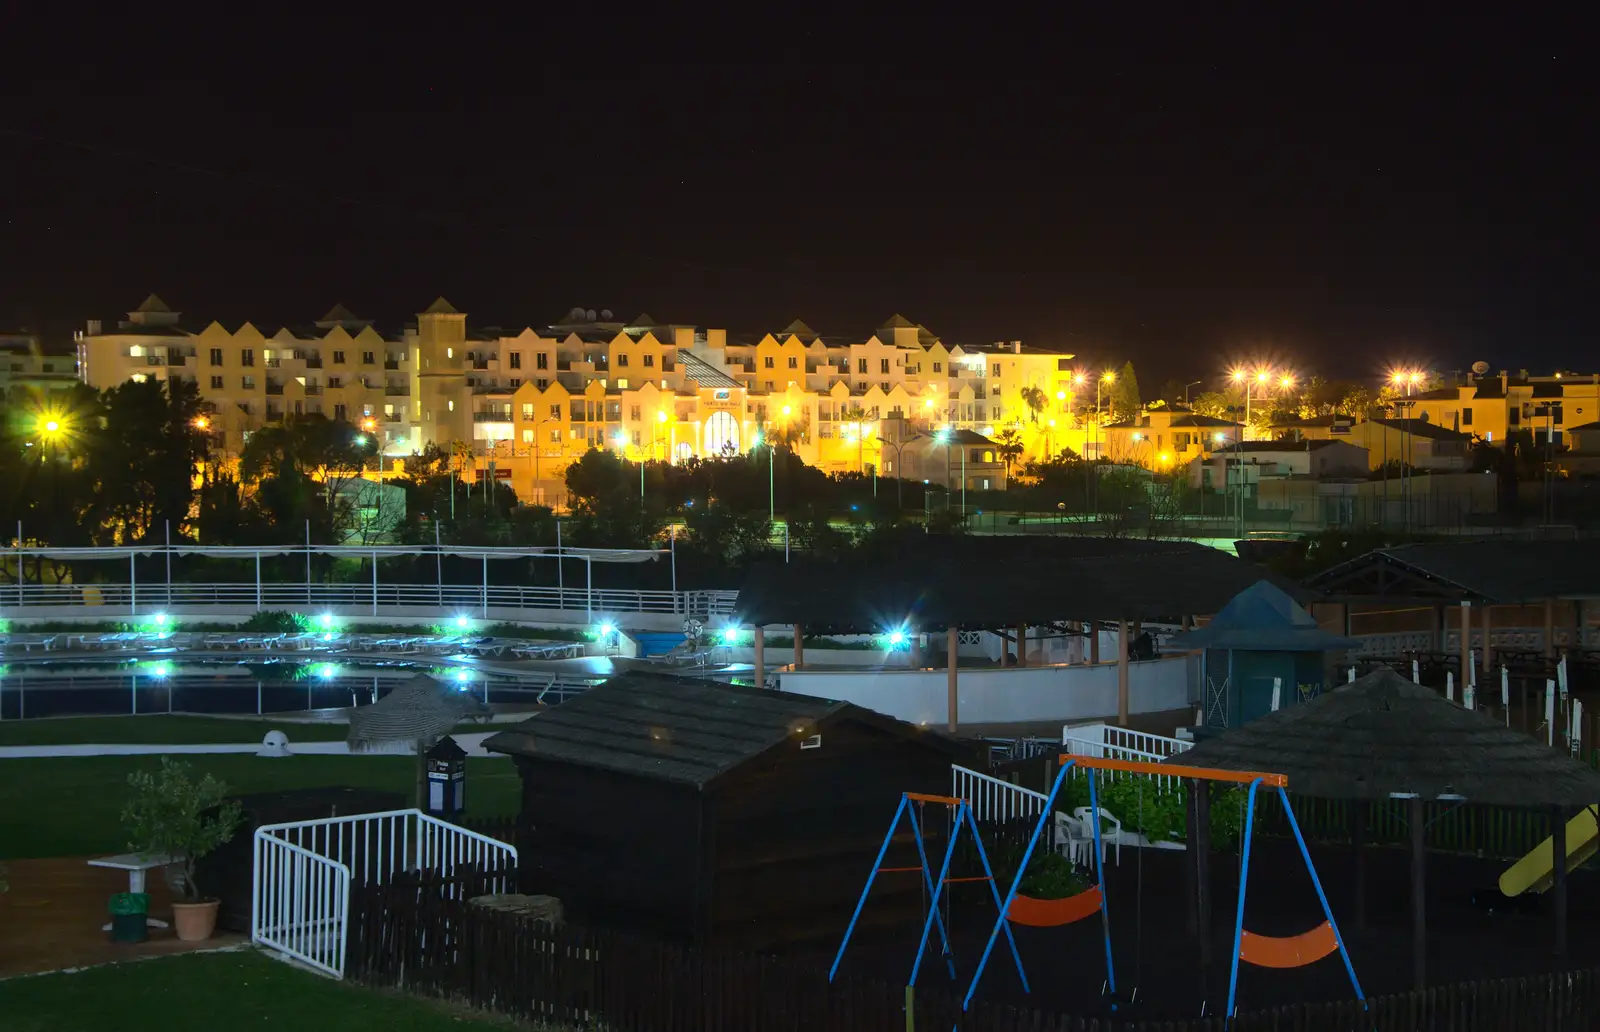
[1499,805,1600,897]
[959,755,1367,1019]
[829,791,1034,990]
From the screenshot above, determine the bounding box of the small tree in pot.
[121,758,243,941]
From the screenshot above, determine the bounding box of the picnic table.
[88,852,177,929]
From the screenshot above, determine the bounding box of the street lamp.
[753,431,775,524]
[935,427,966,518]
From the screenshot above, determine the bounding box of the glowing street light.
[192,415,210,431]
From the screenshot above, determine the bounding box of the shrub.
[121,758,243,902]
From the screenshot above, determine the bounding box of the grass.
[0,950,527,1031]
[0,753,520,860]
[0,715,492,747]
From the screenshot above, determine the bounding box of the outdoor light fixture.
[657,409,667,422]
[192,416,210,431]
[598,622,617,638]
[454,615,471,631]
[318,613,335,631]
[316,663,338,680]
[353,434,368,447]
[1102,370,1116,384]
[782,405,792,416]
[612,431,627,447]
[1073,373,1086,386]
[721,627,740,645]
[1214,433,1227,444]
[43,419,59,433]
[887,629,907,647]
[153,613,169,627]
[454,668,472,682]
[149,662,172,679]
[1132,432,1143,442]
[361,418,377,432]
[1056,390,1066,400]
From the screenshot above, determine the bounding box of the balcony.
[384,360,400,370]
[383,411,404,422]
[473,411,513,423]
[144,356,167,366]
[304,358,323,369]
[265,384,285,396]
[265,358,281,369]
[384,386,410,396]
[304,385,323,396]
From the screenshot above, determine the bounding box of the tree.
[1190,389,1238,420]
[239,415,371,543]
[1018,386,1047,424]
[1110,362,1141,422]
[993,427,1025,476]
[85,378,207,543]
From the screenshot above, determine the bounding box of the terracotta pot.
[171,900,220,941]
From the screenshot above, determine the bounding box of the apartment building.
[77,298,1081,503]
[1405,370,1600,448]
[1,333,79,396]
[1272,415,1474,471]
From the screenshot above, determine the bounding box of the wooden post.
[1459,601,1472,686]
[1352,800,1368,932]
[1194,781,1212,972]
[1431,604,1445,653]
[946,626,959,733]
[1184,784,1199,936]
[1481,604,1493,673]
[1016,623,1027,667]
[1089,620,1100,664]
[753,626,765,688]
[1545,598,1556,659]
[1410,795,1427,989]
[1553,805,1569,956]
[793,623,804,671]
[1117,619,1131,725]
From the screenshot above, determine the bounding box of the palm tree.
[1019,386,1046,424]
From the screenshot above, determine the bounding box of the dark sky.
[3,12,1594,384]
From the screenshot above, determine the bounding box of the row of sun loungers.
[1,630,587,661]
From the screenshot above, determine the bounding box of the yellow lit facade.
[78,299,1090,503]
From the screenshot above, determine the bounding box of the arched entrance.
[704,410,739,457]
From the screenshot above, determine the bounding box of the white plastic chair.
[1073,806,1124,866]
[1054,812,1095,867]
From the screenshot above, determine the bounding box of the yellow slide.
[1499,807,1600,897]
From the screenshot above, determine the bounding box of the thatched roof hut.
[346,673,489,753]
[1171,667,1600,807]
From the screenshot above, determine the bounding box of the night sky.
[3,12,1593,383]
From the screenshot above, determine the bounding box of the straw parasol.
[347,673,490,805]
[1173,667,1600,807]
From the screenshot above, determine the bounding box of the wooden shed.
[484,671,968,950]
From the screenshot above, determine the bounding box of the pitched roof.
[630,312,658,327]
[1232,439,1354,453]
[134,293,172,313]
[779,319,818,339]
[678,351,742,389]
[1306,541,1600,603]
[318,303,361,323]
[420,296,461,315]
[735,537,1311,631]
[1166,580,1357,652]
[484,671,961,787]
[1367,418,1473,441]
[1171,667,1600,806]
[346,674,488,751]
[879,314,918,329]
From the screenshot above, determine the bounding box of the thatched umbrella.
[1171,667,1600,988]
[347,674,490,806]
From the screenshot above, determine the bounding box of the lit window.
[446,348,454,359]
[522,429,534,443]
[448,400,454,411]
[617,378,628,389]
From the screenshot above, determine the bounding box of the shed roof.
[346,674,489,751]
[678,351,742,389]
[1170,667,1600,807]
[1305,541,1600,603]
[484,671,961,787]
[734,537,1310,631]
[1165,580,1357,652]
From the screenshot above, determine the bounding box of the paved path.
[0,731,507,760]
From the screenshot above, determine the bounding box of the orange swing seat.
[1237,920,1341,969]
[1005,885,1104,927]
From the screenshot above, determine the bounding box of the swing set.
[832,755,1367,1020]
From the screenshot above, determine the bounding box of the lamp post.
[936,428,965,518]
[754,431,775,524]
[1184,380,1202,407]
[876,433,907,510]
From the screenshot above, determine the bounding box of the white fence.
[252,808,518,978]
[1061,722,1192,793]
[951,765,1048,823]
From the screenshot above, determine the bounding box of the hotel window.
[210,375,224,389]
[448,400,454,411]
[616,379,628,389]
[240,349,255,367]
[632,430,642,445]
[630,405,641,421]
[857,358,868,373]
[332,350,345,364]
[550,404,561,419]
[362,351,375,365]
[857,382,868,392]
[880,358,891,374]
[643,354,654,367]
[764,356,775,369]
[509,352,522,369]
[536,352,549,369]
[1462,407,1473,426]
[328,376,342,388]
[551,429,561,443]
[933,362,942,373]
[522,403,535,419]
[446,348,453,359]
[509,378,521,388]
[536,377,549,389]
[618,353,629,367]
[788,356,798,369]
[522,429,534,443]
[334,404,346,420]
[209,348,224,366]
[242,375,256,389]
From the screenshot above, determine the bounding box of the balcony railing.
[384,386,410,396]
[384,360,400,370]
[473,412,513,423]
[265,384,285,396]
[304,386,323,396]
[265,358,281,368]
[304,358,323,368]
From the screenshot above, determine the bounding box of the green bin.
[109,892,149,943]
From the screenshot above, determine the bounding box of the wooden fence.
[346,871,1600,1031]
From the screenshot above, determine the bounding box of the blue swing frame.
[829,792,1027,989]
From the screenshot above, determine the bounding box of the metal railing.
[1061,722,1191,792]
[253,808,517,979]
[951,764,1048,823]
[3,581,738,620]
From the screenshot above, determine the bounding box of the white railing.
[252,808,517,978]
[1,581,738,620]
[1061,722,1191,793]
[252,834,351,978]
[951,765,1048,823]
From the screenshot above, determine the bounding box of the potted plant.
[120,758,243,941]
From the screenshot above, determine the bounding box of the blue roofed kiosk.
[1167,580,1356,730]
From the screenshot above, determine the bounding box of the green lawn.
[0,715,490,747]
[0,950,522,1031]
[0,754,519,860]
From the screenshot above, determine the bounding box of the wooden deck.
[0,856,247,977]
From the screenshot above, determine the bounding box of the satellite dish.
[601,309,613,320]
[586,309,597,321]
[1471,361,1490,375]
